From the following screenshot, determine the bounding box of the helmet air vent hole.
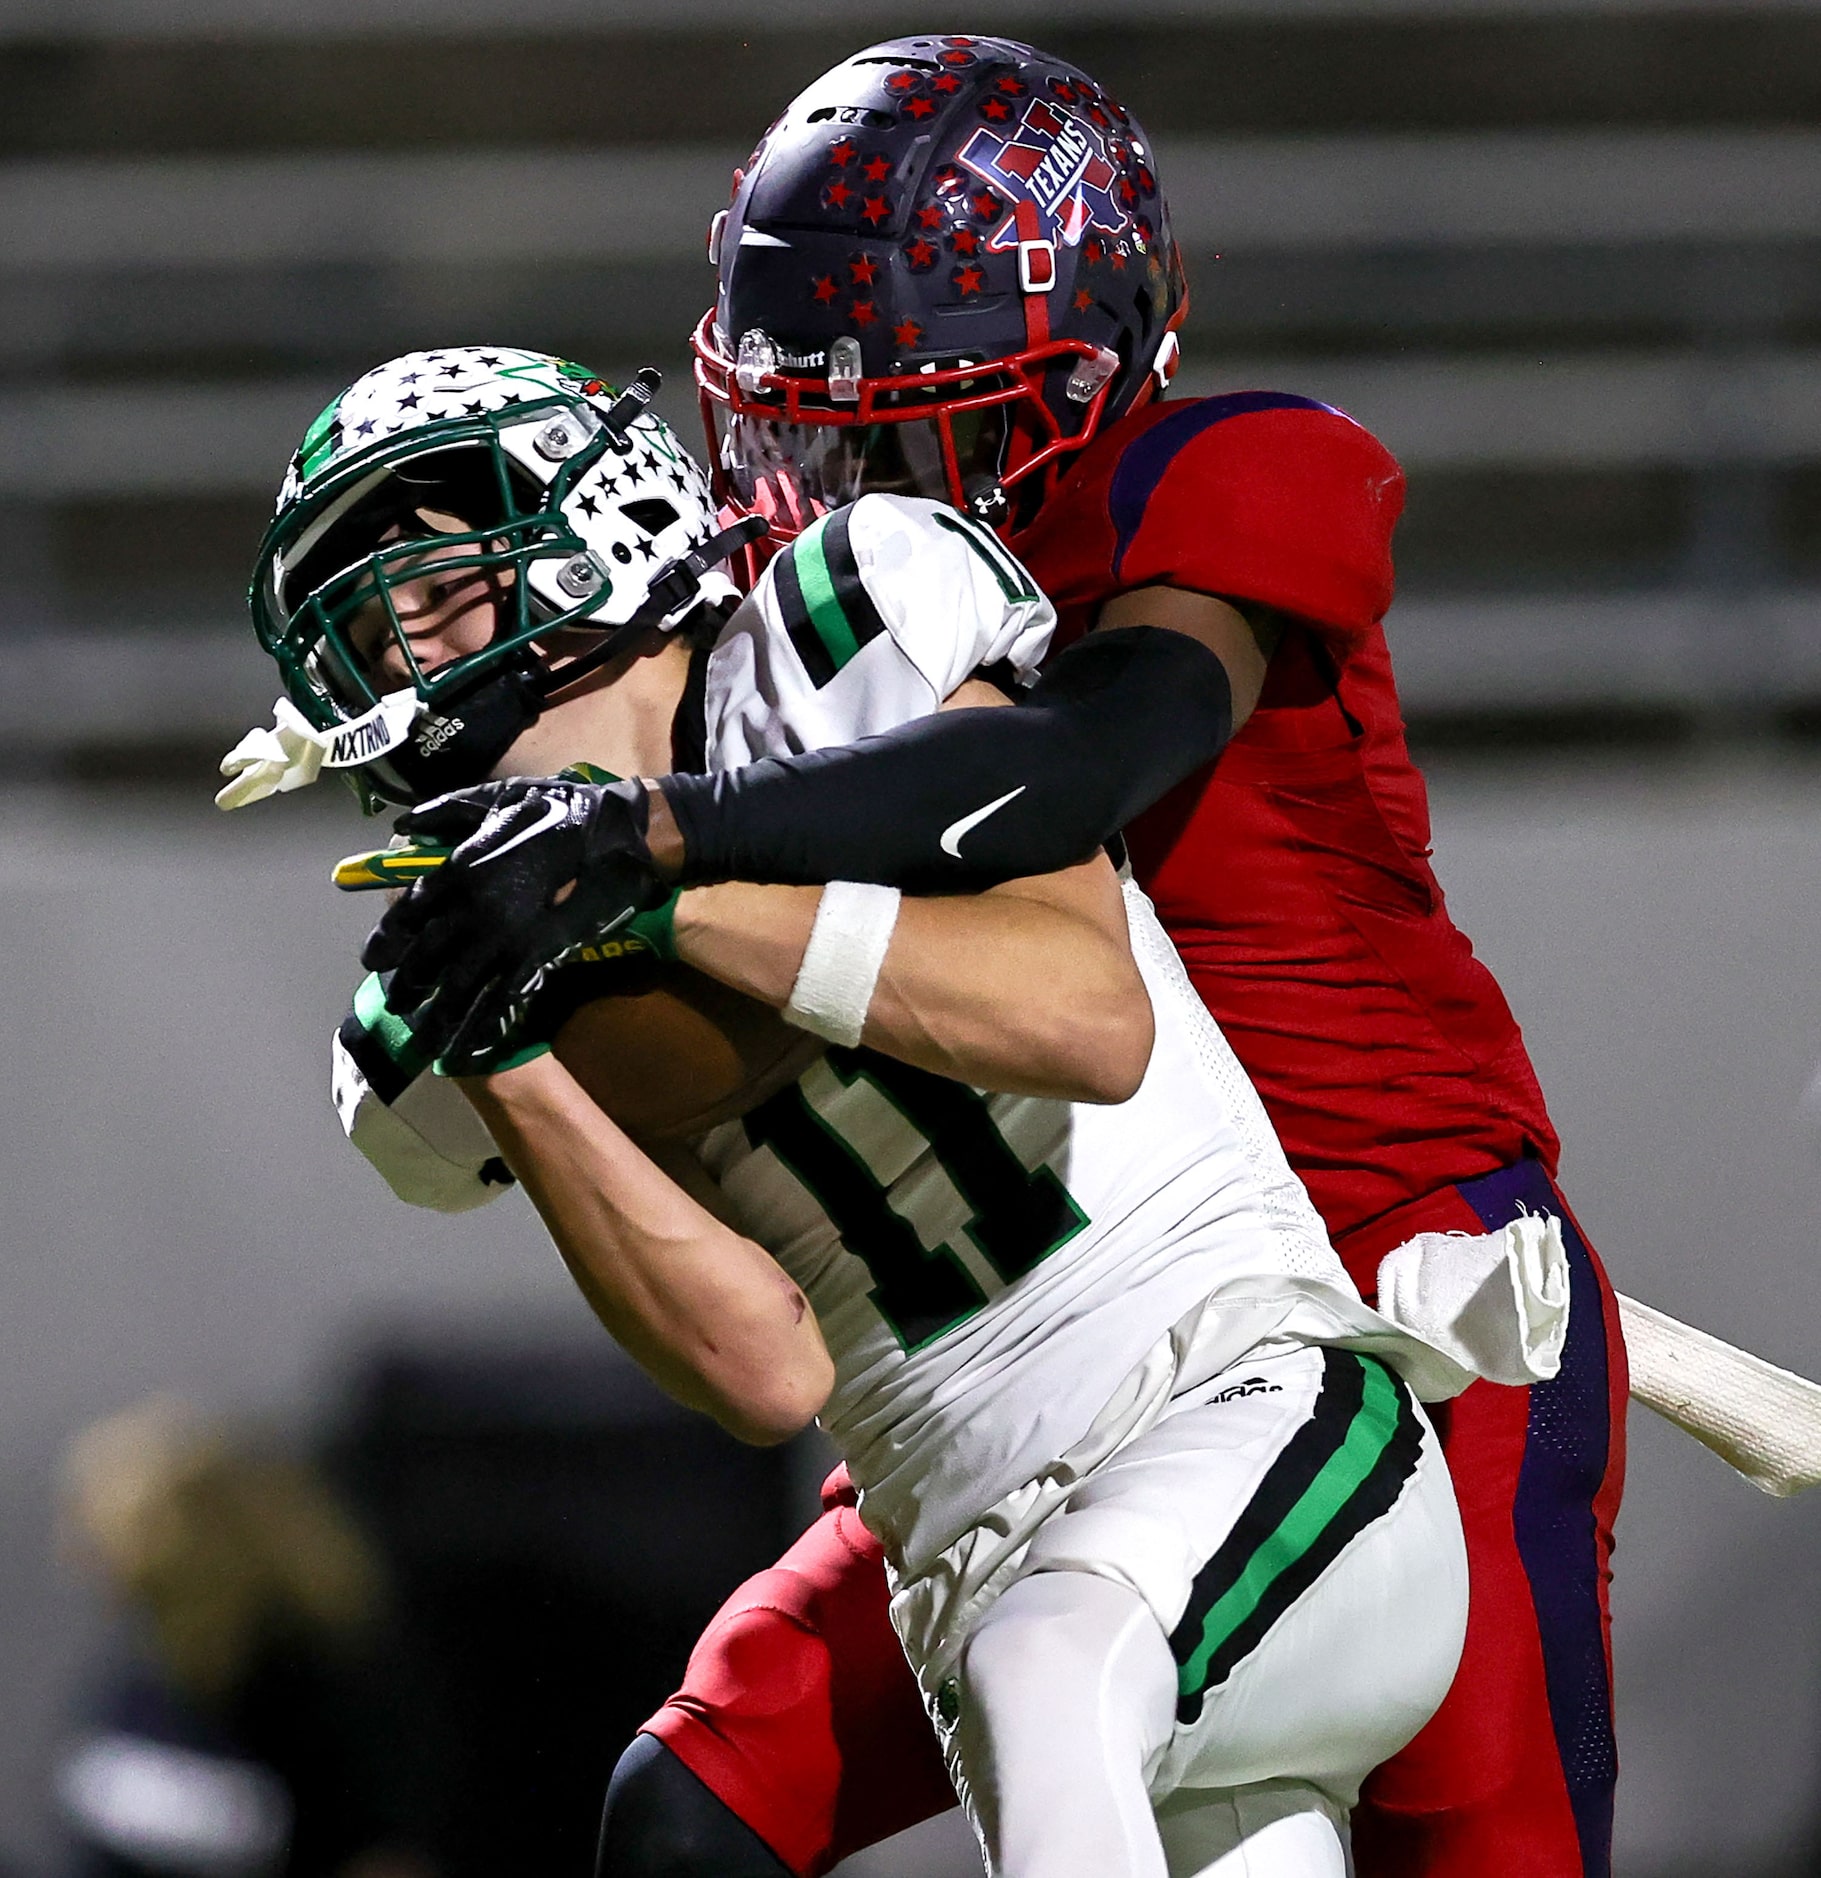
[807,106,895,128]
[623,499,680,535]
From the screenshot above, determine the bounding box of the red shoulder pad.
[1102,393,1405,637]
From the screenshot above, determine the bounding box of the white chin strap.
[215,689,423,810]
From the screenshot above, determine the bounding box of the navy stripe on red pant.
[1459,1158,1621,1878]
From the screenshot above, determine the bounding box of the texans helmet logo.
[956,99,1133,253]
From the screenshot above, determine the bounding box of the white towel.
[1375,1213,1570,1387]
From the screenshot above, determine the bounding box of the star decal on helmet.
[933,73,962,94]
[862,154,893,183]
[812,275,840,304]
[952,227,981,256]
[951,263,985,297]
[829,138,856,166]
[850,255,880,285]
[914,203,945,231]
[860,195,891,226]
[902,96,937,121]
[970,190,1001,219]
[893,318,924,347]
[904,237,938,269]
[885,71,921,92]
[980,98,1013,123]
[850,299,879,327]
[824,180,854,209]
[957,97,1133,252]
[1073,288,1094,311]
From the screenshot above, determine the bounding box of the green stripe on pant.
[1170,1351,1424,1722]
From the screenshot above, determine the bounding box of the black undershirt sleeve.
[658,624,1234,895]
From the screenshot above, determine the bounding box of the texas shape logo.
[956,99,1133,253]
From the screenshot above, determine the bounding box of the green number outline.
[744,1048,1088,1352]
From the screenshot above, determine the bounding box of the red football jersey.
[1013,393,1560,1250]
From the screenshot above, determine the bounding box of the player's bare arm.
[460,1050,831,1446]
[675,857,1149,1104]
[670,677,1151,1102]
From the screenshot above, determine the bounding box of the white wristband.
[784,881,902,1048]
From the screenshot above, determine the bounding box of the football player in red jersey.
[375,38,1626,1878]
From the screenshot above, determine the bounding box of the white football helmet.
[244,347,753,807]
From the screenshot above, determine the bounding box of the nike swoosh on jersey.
[472,796,571,867]
[939,785,1027,859]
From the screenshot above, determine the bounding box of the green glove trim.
[354,971,431,1074]
[433,1037,551,1079]
[556,760,676,956]
[623,892,679,961]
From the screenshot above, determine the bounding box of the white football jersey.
[691,496,1393,1574]
[336,493,1442,1573]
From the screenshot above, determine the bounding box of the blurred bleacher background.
[3,1,1821,1873]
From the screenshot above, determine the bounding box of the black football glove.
[362,776,677,1070]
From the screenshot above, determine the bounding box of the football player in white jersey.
[224,349,1475,1878]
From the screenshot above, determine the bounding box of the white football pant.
[944,1346,1467,1877]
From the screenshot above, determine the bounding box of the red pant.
[644,1160,1627,1877]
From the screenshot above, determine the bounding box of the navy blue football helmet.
[692,35,1187,536]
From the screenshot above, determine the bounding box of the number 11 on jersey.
[743,1048,1088,1351]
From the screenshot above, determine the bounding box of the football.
[551,965,825,1142]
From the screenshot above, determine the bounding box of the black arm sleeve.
[659,624,1233,894]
